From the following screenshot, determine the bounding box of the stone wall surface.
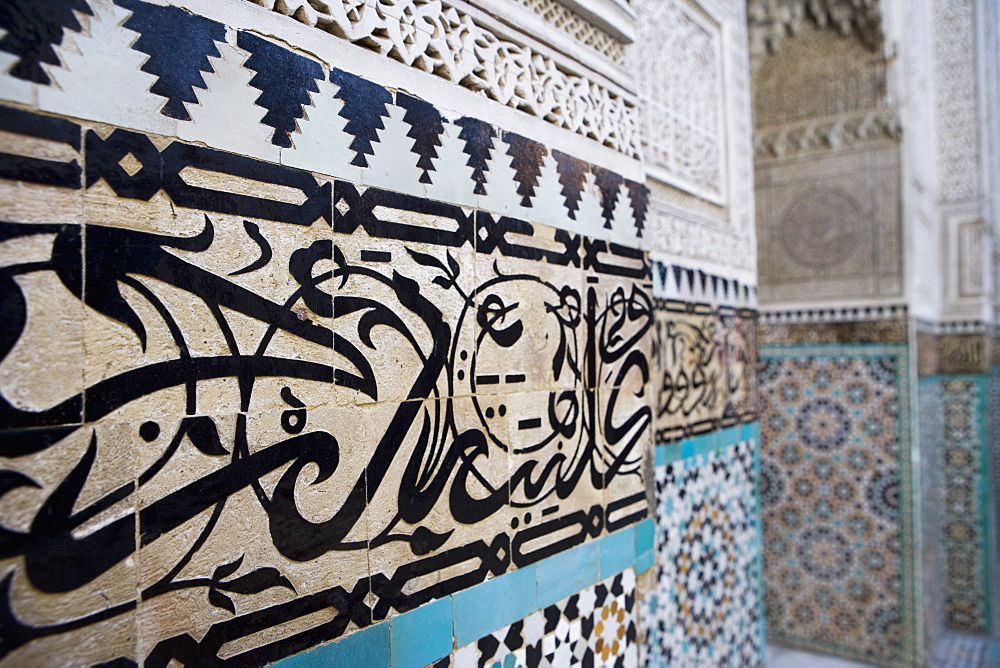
[0,0,762,665]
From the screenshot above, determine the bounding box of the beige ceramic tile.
[179,40,282,164]
[333,188,477,405]
[0,179,84,226]
[0,52,35,106]
[586,271,654,394]
[136,401,373,658]
[474,214,584,395]
[0,125,84,225]
[81,195,337,405]
[652,304,725,439]
[38,0,177,138]
[0,221,83,432]
[1,597,137,666]
[423,119,479,209]
[0,414,139,664]
[718,310,757,420]
[281,77,362,183]
[597,376,653,530]
[504,389,605,561]
[366,396,512,621]
[360,101,427,198]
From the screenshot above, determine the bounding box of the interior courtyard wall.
[751,0,1000,664]
[0,0,762,665]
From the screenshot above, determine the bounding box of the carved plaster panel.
[943,212,992,321]
[754,109,901,161]
[725,0,756,238]
[933,0,981,203]
[631,0,755,281]
[631,0,726,204]
[756,145,902,304]
[507,0,626,63]
[751,23,887,130]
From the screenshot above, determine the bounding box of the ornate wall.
[0,0,761,665]
[751,0,1000,663]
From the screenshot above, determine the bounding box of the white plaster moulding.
[942,302,993,323]
[758,303,909,325]
[466,0,633,87]
[913,319,989,335]
[553,0,636,44]
[645,205,758,279]
[759,299,909,315]
[752,116,902,164]
[631,0,730,207]
[166,0,645,181]
[648,195,732,238]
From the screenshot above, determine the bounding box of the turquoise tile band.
[273,522,652,668]
[655,422,758,465]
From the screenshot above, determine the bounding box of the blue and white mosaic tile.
[641,439,763,667]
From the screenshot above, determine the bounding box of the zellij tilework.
[640,438,763,667]
[937,377,991,634]
[445,570,639,668]
[758,344,918,665]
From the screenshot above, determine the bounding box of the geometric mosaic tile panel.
[918,375,947,646]
[758,344,918,665]
[447,569,638,668]
[937,377,991,634]
[650,299,758,444]
[640,439,763,667]
[993,366,1000,634]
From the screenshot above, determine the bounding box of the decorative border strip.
[915,319,989,335]
[991,367,1000,636]
[753,109,901,161]
[240,0,640,155]
[759,303,907,325]
[276,421,761,667]
[652,259,757,307]
[647,204,756,274]
[655,422,759,465]
[272,521,655,667]
[919,375,993,634]
[643,435,764,666]
[505,0,628,63]
[0,0,651,249]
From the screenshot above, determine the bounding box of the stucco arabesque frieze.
[754,109,901,160]
[507,0,627,63]
[244,0,640,156]
[747,0,882,61]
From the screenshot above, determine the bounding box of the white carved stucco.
[636,0,755,281]
[933,0,981,203]
[631,0,725,204]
